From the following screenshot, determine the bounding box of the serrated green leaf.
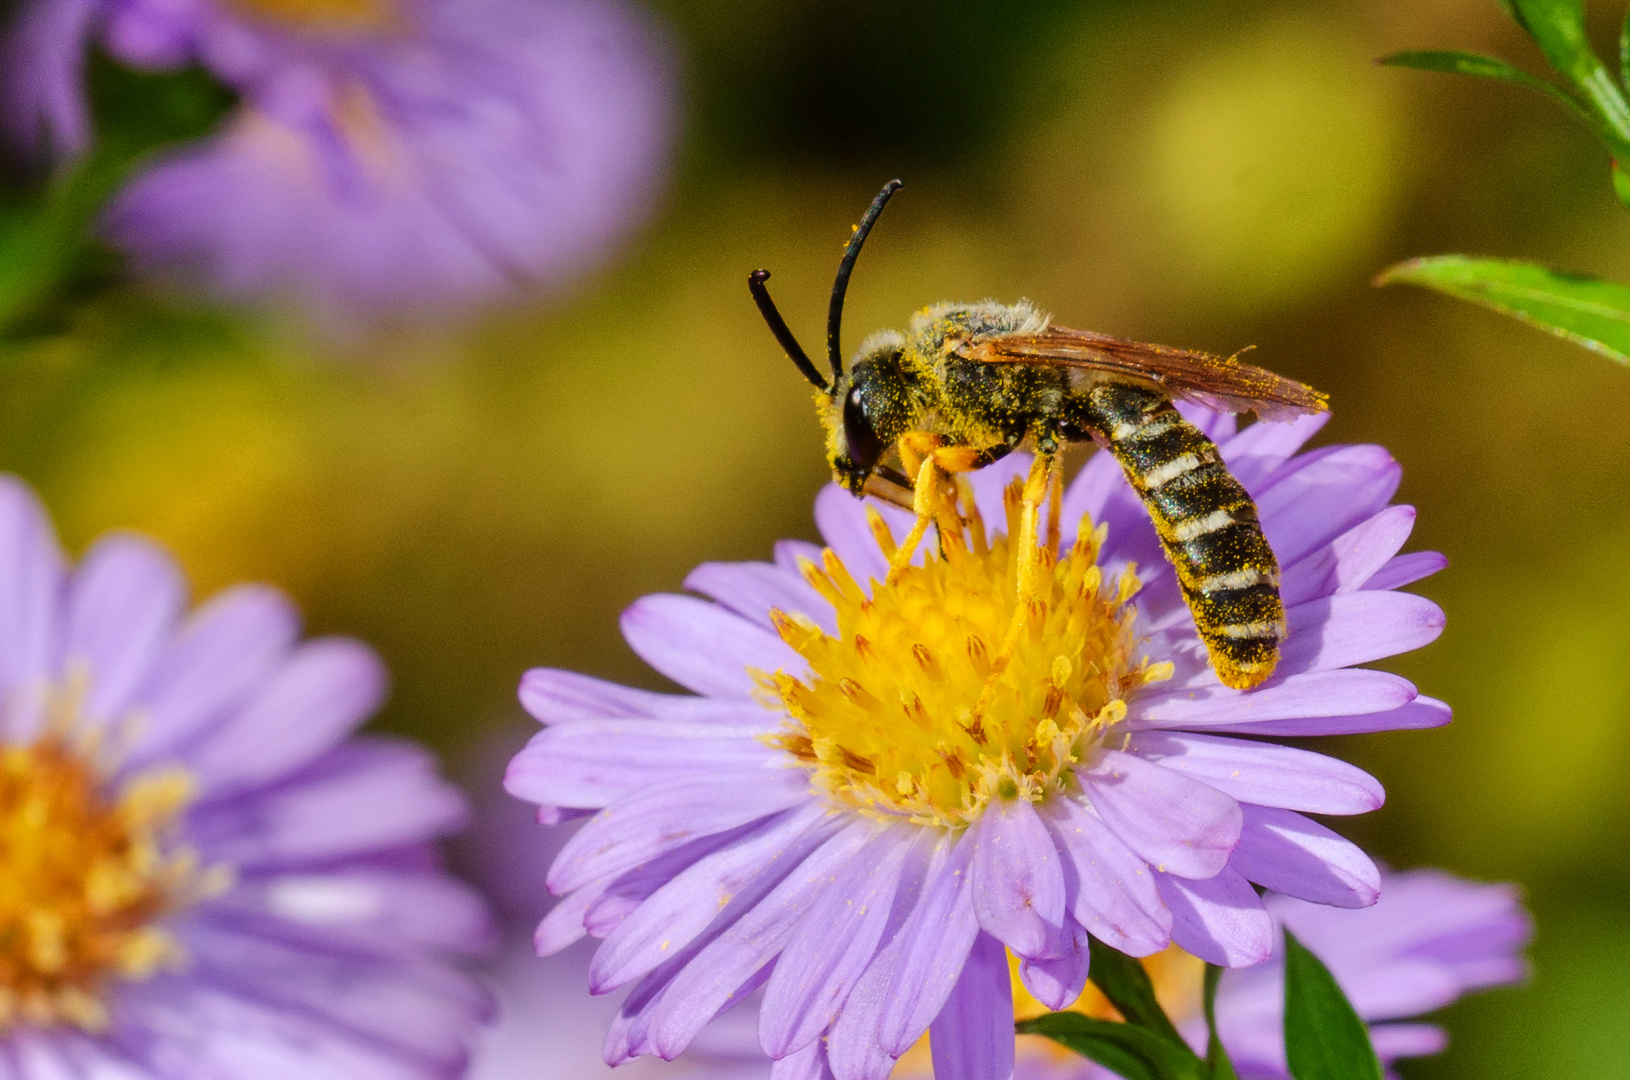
[1377,255,1630,364]
[1086,937,1187,1045]
[1282,931,1384,1080]
[1509,0,1630,151]
[1017,1013,1210,1080]
[1202,965,1239,1080]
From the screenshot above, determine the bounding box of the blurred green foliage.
[0,56,232,337]
[2,1,1629,1077]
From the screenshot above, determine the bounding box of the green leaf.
[1282,931,1384,1080]
[1017,1013,1210,1080]
[1378,49,1625,156]
[1202,965,1239,1080]
[1086,936,1187,1045]
[1377,255,1630,365]
[1508,0,1630,152]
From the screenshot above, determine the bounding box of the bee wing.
[958,325,1328,420]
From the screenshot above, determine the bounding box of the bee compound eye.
[842,386,885,472]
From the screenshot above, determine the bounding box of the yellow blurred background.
[3,0,1629,1074]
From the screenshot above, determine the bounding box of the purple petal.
[1131,670,1418,729]
[761,829,919,1057]
[685,560,834,634]
[590,805,830,992]
[534,883,601,955]
[622,594,801,698]
[505,720,778,810]
[1157,868,1273,966]
[928,931,1014,1080]
[187,638,387,796]
[636,821,883,1059]
[771,1039,837,1080]
[125,584,301,766]
[547,769,810,894]
[1058,447,1127,530]
[1220,412,1330,491]
[813,486,890,587]
[826,834,979,1068]
[1369,1023,1448,1060]
[1219,695,1449,736]
[1256,445,1402,565]
[1363,551,1447,592]
[248,868,493,953]
[1279,592,1445,674]
[1018,918,1090,1011]
[1176,401,1236,442]
[519,667,680,722]
[518,667,778,728]
[971,797,1069,958]
[1230,805,1379,908]
[775,540,825,575]
[188,738,466,867]
[0,477,64,738]
[62,532,185,726]
[1039,796,1172,957]
[1280,504,1418,607]
[1081,750,1241,879]
[1127,732,1383,815]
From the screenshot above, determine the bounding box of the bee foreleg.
[888,455,946,580]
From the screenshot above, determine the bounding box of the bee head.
[824,333,909,494]
[748,180,905,496]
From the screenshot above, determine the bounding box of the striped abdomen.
[1080,382,1284,689]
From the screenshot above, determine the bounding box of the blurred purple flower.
[2,0,675,323]
[505,408,1453,1080]
[0,474,491,1077]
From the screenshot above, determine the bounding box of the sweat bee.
[748,180,1327,690]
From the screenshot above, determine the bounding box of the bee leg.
[973,450,1056,719]
[888,455,948,579]
[1045,451,1064,553]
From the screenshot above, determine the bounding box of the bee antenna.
[827,179,903,382]
[749,269,829,391]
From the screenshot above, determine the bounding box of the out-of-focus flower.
[0,474,491,1077]
[2,0,674,323]
[506,408,1452,1080]
[680,869,1530,1080]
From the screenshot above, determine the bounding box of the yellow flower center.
[0,729,225,1032]
[229,0,394,32]
[767,483,1172,828]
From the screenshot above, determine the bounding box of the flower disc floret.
[769,494,1170,826]
[0,731,218,1032]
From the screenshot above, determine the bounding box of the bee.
[748,180,1327,690]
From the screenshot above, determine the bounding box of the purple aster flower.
[0,474,492,1076]
[505,407,1450,1080]
[3,0,674,322]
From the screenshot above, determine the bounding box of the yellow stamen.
[764,508,1169,828]
[0,730,225,1033]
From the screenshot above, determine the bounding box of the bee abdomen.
[1082,384,1284,689]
